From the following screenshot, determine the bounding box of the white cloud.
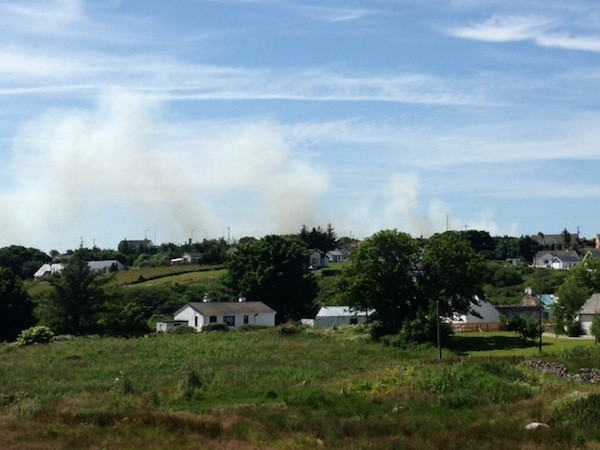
[447,14,600,53]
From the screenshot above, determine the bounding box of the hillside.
[1,328,599,449]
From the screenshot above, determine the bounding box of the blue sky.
[1,0,599,251]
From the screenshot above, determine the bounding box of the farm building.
[309,306,374,328]
[34,260,123,280]
[576,293,600,335]
[173,298,276,331]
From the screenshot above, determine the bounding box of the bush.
[506,316,540,341]
[590,316,600,343]
[167,326,196,335]
[237,324,269,332]
[202,323,229,332]
[278,322,304,335]
[566,321,583,337]
[15,325,54,347]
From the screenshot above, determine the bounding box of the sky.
[1,0,599,252]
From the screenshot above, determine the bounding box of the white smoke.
[1,90,328,250]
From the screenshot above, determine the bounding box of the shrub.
[180,367,203,399]
[506,316,540,341]
[167,326,196,335]
[202,323,229,332]
[590,316,600,343]
[15,326,54,347]
[237,324,269,332]
[566,321,583,337]
[278,322,304,335]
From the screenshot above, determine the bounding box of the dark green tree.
[555,258,600,324]
[419,232,487,319]
[0,268,35,342]
[35,249,109,334]
[336,230,420,334]
[298,224,337,251]
[222,235,318,323]
[0,245,51,279]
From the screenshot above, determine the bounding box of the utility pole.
[437,299,442,361]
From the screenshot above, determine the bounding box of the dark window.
[194,316,198,327]
[350,317,358,325]
[223,316,235,326]
[243,315,249,324]
[209,316,217,323]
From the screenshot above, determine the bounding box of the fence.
[452,322,502,333]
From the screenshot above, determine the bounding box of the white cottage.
[173,300,276,331]
[312,306,374,328]
[576,293,600,335]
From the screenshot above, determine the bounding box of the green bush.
[506,316,540,341]
[15,325,54,347]
[278,322,304,335]
[167,326,196,335]
[566,321,583,337]
[202,323,229,332]
[590,316,600,343]
[237,324,269,332]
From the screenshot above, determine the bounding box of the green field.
[1,328,599,449]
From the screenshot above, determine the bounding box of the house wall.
[174,307,200,330]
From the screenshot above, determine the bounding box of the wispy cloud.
[295,5,373,23]
[447,15,600,52]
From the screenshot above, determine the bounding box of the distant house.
[33,260,123,280]
[325,249,345,263]
[451,298,501,332]
[309,306,374,328]
[533,250,579,269]
[183,252,203,264]
[173,299,276,331]
[531,232,579,249]
[308,249,329,269]
[496,287,543,321]
[576,293,600,335]
[33,263,64,280]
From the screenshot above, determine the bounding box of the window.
[194,316,198,327]
[223,316,235,326]
[350,317,358,325]
[243,315,249,324]
[209,316,217,323]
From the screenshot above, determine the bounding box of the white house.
[311,306,374,328]
[325,249,345,263]
[173,299,276,331]
[308,249,329,269]
[451,298,501,332]
[533,250,579,269]
[33,263,64,280]
[576,293,600,335]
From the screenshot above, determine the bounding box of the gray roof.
[578,293,600,315]
[316,306,375,318]
[180,301,276,316]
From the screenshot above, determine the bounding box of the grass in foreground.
[1,327,599,449]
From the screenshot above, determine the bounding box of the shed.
[313,306,374,328]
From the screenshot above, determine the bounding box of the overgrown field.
[1,328,599,449]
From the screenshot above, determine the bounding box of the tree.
[0,245,51,279]
[298,224,337,252]
[336,230,420,334]
[222,235,318,323]
[555,258,600,324]
[0,268,35,342]
[35,249,109,334]
[419,232,487,319]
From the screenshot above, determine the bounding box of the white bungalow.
[173,299,276,331]
[312,306,374,328]
[576,293,600,335]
